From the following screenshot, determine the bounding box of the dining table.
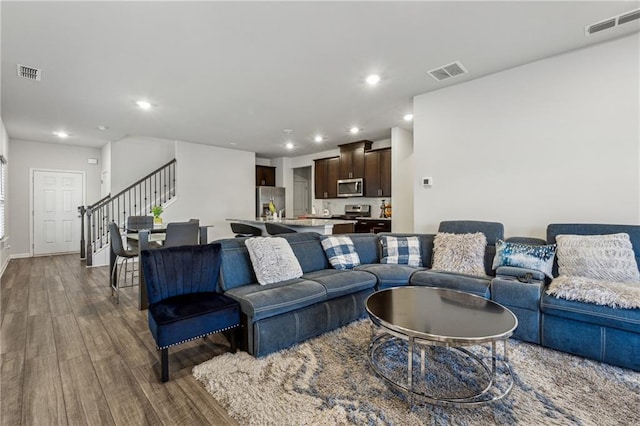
[109,224,212,310]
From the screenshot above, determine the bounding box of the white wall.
[413,34,640,239]
[7,139,102,256]
[0,119,9,275]
[167,140,255,240]
[110,136,175,194]
[391,127,414,232]
[100,142,111,197]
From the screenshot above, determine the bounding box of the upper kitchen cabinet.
[256,165,276,186]
[338,140,372,180]
[364,148,392,197]
[314,156,340,199]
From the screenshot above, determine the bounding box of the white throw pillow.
[556,233,640,283]
[431,232,487,277]
[321,235,361,270]
[245,237,303,285]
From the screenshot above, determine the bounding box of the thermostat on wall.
[88,158,98,165]
[422,177,433,186]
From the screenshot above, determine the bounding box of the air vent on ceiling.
[427,61,468,82]
[17,64,41,81]
[586,8,640,35]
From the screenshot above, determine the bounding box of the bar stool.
[109,222,138,304]
[230,222,262,238]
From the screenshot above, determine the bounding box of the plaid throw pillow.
[380,236,422,267]
[321,236,361,270]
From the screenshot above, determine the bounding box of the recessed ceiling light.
[350,127,360,134]
[285,142,294,150]
[136,100,152,110]
[314,135,323,142]
[97,125,109,131]
[53,131,69,138]
[403,114,414,121]
[365,74,381,85]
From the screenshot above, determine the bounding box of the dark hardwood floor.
[0,255,237,425]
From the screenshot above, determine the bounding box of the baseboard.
[10,253,31,259]
[0,257,8,278]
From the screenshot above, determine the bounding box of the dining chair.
[126,215,154,233]
[265,222,297,235]
[108,222,138,304]
[140,243,241,382]
[163,221,200,247]
[230,222,262,238]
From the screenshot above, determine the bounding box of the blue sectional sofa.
[214,221,640,372]
[540,224,640,371]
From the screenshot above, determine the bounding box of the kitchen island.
[227,218,357,235]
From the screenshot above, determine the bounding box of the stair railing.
[80,159,176,266]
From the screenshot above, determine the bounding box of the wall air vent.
[586,8,640,35]
[17,64,41,81]
[427,61,468,82]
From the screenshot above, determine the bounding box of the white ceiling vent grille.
[586,9,640,35]
[17,64,41,81]
[427,61,468,82]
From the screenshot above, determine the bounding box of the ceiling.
[2,1,639,159]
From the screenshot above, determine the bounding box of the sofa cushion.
[280,232,330,273]
[431,232,486,277]
[492,239,556,279]
[355,264,423,290]
[302,269,376,299]
[379,235,422,267]
[148,292,240,349]
[320,235,361,270]
[410,270,492,299]
[224,279,326,322]
[245,237,303,285]
[556,233,640,282]
[547,275,640,309]
[541,293,640,334]
[348,233,381,264]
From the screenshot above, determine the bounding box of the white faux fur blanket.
[547,275,640,309]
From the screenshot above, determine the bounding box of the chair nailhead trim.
[157,324,240,350]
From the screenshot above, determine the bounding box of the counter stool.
[109,222,138,304]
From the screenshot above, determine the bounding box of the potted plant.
[151,205,163,225]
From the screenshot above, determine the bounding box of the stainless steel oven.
[337,178,363,197]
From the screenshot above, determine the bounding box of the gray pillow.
[556,233,640,283]
[431,232,487,277]
[245,237,303,285]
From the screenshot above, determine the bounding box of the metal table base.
[368,323,514,408]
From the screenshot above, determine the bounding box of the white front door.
[33,170,84,255]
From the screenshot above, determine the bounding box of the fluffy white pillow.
[556,233,639,283]
[431,232,487,277]
[245,237,303,285]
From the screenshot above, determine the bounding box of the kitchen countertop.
[227,218,357,235]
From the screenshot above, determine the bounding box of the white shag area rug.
[193,321,640,425]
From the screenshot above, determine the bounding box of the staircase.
[79,159,176,266]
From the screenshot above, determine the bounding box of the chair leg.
[161,348,169,382]
[230,328,237,353]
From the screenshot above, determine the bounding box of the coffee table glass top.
[366,286,517,344]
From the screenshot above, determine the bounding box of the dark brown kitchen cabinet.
[338,140,372,180]
[314,156,339,199]
[355,219,391,234]
[364,148,391,197]
[256,165,276,186]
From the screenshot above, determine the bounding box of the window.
[0,155,5,240]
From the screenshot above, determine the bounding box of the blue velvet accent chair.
[140,243,241,382]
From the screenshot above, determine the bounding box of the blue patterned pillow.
[321,236,361,270]
[492,239,557,278]
[379,236,422,267]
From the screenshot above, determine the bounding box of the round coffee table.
[366,286,517,407]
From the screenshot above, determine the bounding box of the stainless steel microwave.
[337,178,363,197]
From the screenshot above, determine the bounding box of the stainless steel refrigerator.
[256,186,286,218]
